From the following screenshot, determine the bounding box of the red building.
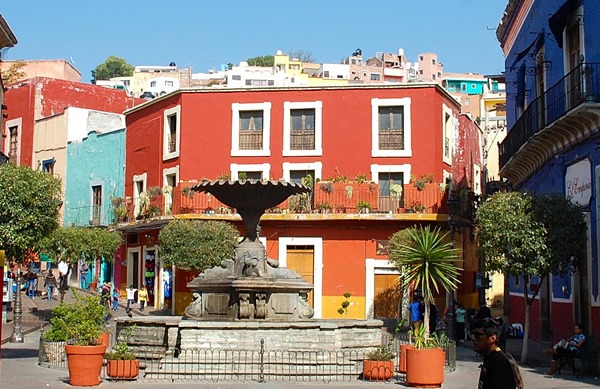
[1,77,140,167]
[119,84,483,319]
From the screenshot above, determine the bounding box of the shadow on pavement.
[0,348,40,359]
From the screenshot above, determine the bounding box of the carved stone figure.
[184,293,202,319]
[239,293,252,319]
[255,293,266,319]
[298,292,314,319]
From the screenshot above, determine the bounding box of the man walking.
[79,262,89,290]
[470,317,522,389]
[44,270,57,300]
[125,284,137,317]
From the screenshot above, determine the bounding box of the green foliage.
[389,226,461,334]
[44,304,69,342]
[105,325,136,360]
[1,60,26,85]
[51,291,108,346]
[366,342,396,360]
[288,193,311,213]
[337,292,352,315]
[409,325,449,349]
[92,56,134,82]
[0,164,62,262]
[475,192,548,277]
[159,220,239,271]
[41,227,121,264]
[246,55,274,67]
[357,200,372,212]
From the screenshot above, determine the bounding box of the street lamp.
[10,267,23,343]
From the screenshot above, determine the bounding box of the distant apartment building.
[0,59,80,84]
[417,53,444,83]
[443,73,488,119]
[110,64,192,98]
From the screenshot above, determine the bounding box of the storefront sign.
[565,159,592,206]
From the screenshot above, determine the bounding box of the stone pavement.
[2,290,599,387]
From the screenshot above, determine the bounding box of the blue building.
[64,117,126,286]
[497,0,599,341]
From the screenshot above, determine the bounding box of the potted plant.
[42,306,69,364]
[410,173,435,191]
[389,226,460,388]
[105,325,139,380]
[357,200,373,214]
[317,202,332,213]
[60,291,110,387]
[363,342,395,380]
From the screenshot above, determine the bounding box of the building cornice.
[0,15,17,50]
[496,0,534,56]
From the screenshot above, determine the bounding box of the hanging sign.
[565,159,592,206]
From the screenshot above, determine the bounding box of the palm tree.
[389,225,461,335]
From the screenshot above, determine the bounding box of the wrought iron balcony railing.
[499,62,600,168]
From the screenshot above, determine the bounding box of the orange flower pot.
[406,347,445,388]
[399,344,414,373]
[98,332,110,348]
[363,359,394,381]
[106,359,140,379]
[65,344,106,386]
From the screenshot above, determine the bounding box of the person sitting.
[545,323,585,375]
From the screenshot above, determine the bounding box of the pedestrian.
[544,323,585,375]
[25,269,37,299]
[470,317,523,389]
[126,284,138,315]
[474,301,492,319]
[112,288,120,311]
[100,282,111,309]
[138,285,148,311]
[79,262,89,290]
[406,295,423,332]
[455,302,466,341]
[44,270,57,300]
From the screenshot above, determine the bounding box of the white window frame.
[473,165,481,195]
[282,162,323,182]
[231,102,271,157]
[163,105,181,161]
[443,104,454,165]
[89,180,105,224]
[162,166,179,213]
[283,101,323,157]
[230,163,270,180]
[370,164,412,184]
[365,258,400,319]
[278,237,323,319]
[4,117,22,165]
[126,247,141,289]
[371,97,412,157]
[133,172,147,217]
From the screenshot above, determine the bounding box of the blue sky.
[2,0,507,83]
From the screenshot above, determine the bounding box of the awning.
[549,0,581,48]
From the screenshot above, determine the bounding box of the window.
[163,105,181,160]
[91,185,102,225]
[471,84,476,89]
[443,104,453,164]
[163,166,179,214]
[461,83,467,92]
[42,158,55,174]
[8,126,17,163]
[419,56,424,61]
[283,162,322,183]
[165,80,174,87]
[419,70,423,75]
[283,101,322,156]
[432,59,436,65]
[432,74,436,80]
[232,75,241,81]
[150,81,157,87]
[230,163,270,180]
[323,71,330,78]
[123,80,130,86]
[239,111,263,149]
[371,98,412,157]
[133,173,147,217]
[465,98,471,106]
[231,103,271,156]
[371,74,380,81]
[473,165,481,195]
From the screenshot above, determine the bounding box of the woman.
[546,323,585,375]
[455,302,466,341]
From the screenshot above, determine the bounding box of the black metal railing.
[38,332,456,383]
[500,62,600,168]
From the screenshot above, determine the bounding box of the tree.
[475,191,586,363]
[1,61,26,85]
[288,50,315,63]
[246,55,274,67]
[159,220,239,271]
[91,56,134,82]
[0,164,62,264]
[389,226,461,336]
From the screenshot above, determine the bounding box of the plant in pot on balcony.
[61,291,110,387]
[357,200,373,214]
[363,342,396,381]
[389,225,460,388]
[105,325,139,380]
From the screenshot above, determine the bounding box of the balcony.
[120,183,453,225]
[499,62,600,186]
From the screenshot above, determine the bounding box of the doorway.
[286,246,314,306]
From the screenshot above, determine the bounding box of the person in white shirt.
[125,285,138,317]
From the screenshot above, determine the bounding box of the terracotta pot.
[106,359,140,379]
[399,344,414,373]
[65,344,107,386]
[98,332,110,348]
[406,347,445,388]
[363,359,394,381]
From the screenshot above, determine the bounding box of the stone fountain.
[184,179,314,321]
